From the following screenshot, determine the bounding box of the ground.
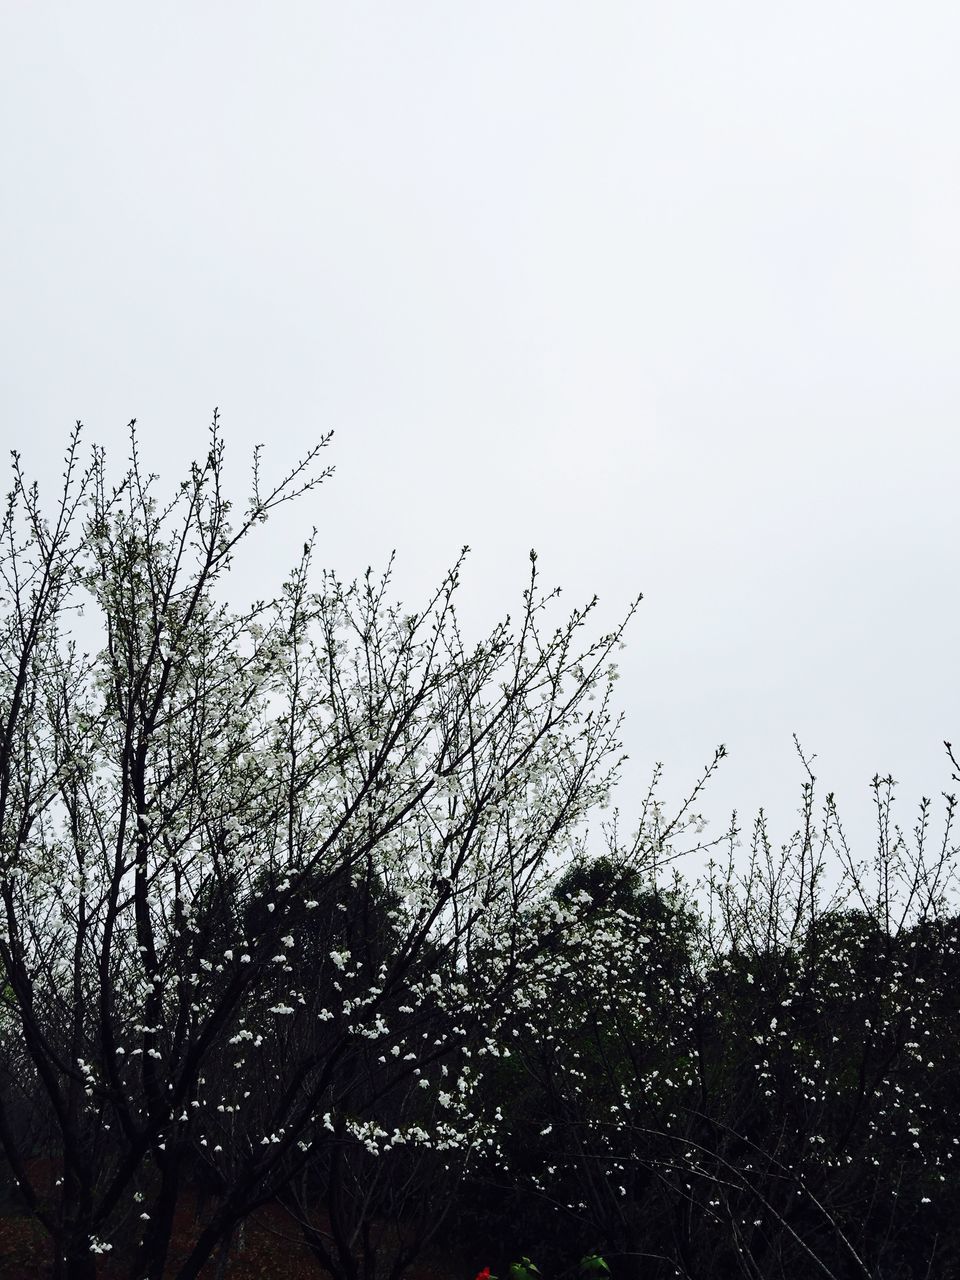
[0,1187,472,1279]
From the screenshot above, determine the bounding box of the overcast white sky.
[2,2,958,875]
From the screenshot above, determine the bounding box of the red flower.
[474,1270,492,1280]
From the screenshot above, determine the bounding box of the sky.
[2,2,958,885]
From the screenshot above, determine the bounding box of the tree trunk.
[129,1148,183,1280]
[58,1238,98,1280]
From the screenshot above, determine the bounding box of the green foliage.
[508,1258,542,1280]
[477,1254,608,1280]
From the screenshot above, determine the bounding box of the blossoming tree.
[0,418,637,1279]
